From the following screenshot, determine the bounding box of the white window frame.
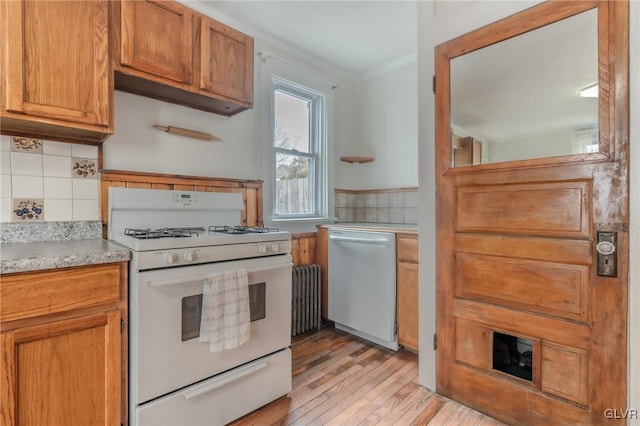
[271,76,327,221]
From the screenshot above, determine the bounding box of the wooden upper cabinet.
[120,0,193,84]
[0,0,112,143]
[199,18,254,105]
[112,0,254,116]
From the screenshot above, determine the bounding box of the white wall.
[487,128,576,163]
[418,2,640,419]
[103,5,356,233]
[104,91,260,179]
[334,60,419,190]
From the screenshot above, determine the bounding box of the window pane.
[275,91,310,153]
[275,154,312,215]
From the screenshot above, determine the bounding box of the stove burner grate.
[125,227,205,239]
[209,225,279,234]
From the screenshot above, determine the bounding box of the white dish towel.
[199,269,250,352]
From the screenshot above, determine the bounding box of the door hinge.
[432,75,436,94]
[394,322,398,335]
[120,318,125,334]
[433,333,437,350]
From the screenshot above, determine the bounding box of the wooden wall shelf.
[340,156,374,164]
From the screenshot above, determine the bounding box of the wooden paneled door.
[435,1,629,424]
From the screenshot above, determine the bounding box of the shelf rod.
[153,125,222,142]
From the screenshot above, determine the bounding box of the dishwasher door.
[328,229,398,350]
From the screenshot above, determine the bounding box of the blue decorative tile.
[12,198,44,222]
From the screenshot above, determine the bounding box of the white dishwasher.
[328,228,399,351]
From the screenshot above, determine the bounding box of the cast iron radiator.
[291,264,322,336]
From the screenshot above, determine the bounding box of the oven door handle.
[146,263,292,288]
[183,361,268,400]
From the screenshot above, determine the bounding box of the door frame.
[432,0,629,423]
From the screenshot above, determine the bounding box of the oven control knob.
[258,244,268,253]
[183,251,197,262]
[271,243,280,252]
[164,253,179,264]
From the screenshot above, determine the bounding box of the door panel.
[435,2,629,423]
[456,181,591,238]
[4,0,110,126]
[120,0,193,83]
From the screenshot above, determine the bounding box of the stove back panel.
[108,187,243,240]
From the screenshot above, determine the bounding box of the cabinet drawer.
[1,264,121,323]
[397,235,419,263]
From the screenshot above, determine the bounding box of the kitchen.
[0,1,639,425]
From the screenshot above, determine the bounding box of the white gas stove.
[108,187,292,426]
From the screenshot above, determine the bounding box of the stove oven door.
[131,255,292,406]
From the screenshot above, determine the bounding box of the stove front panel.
[130,254,292,405]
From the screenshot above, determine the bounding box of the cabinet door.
[0,311,121,426]
[2,0,110,127]
[120,0,192,83]
[397,260,419,351]
[199,18,254,105]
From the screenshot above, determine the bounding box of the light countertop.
[0,239,131,274]
[319,223,418,234]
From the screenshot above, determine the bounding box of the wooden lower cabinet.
[397,234,419,352]
[0,263,127,426]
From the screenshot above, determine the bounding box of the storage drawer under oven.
[136,348,292,426]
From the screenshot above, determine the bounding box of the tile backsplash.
[0,135,99,222]
[334,188,418,224]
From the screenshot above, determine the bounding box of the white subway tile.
[43,140,72,156]
[390,192,403,207]
[72,178,99,199]
[336,193,348,208]
[44,177,72,199]
[390,208,404,224]
[0,175,11,198]
[0,136,10,151]
[336,207,348,222]
[365,207,377,222]
[377,208,391,223]
[0,199,12,222]
[403,207,418,224]
[45,199,73,221]
[43,155,71,177]
[71,144,98,159]
[12,176,43,198]
[73,199,99,220]
[376,193,390,208]
[365,194,377,208]
[11,152,42,176]
[0,151,10,174]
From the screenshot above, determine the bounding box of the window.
[272,77,326,219]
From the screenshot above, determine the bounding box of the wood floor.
[230,328,504,426]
